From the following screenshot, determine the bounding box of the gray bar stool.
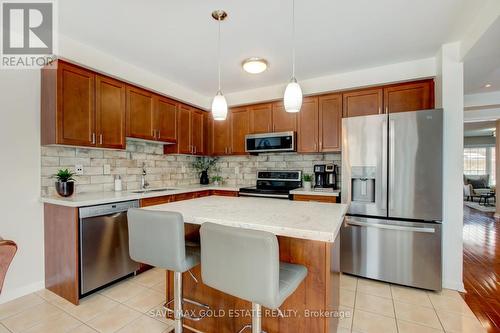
[200,222,308,333]
[128,209,209,333]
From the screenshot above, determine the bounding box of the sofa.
[463,174,494,201]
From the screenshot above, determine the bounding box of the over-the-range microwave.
[245,131,296,153]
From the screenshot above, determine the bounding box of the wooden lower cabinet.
[293,194,339,203]
[139,190,238,208]
[211,190,239,197]
[166,230,341,333]
[44,204,80,305]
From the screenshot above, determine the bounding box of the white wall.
[435,42,465,291]
[58,35,211,109]
[0,70,44,303]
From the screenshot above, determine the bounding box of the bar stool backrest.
[200,222,280,308]
[128,209,187,272]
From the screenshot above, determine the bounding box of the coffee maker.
[314,164,338,189]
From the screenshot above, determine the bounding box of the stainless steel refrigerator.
[341,109,443,290]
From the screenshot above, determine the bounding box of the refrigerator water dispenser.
[351,166,376,203]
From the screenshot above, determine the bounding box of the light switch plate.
[75,164,84,175]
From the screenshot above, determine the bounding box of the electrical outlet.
[75,164,84,175]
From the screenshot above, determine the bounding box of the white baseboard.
[0,280,45,305]
[442,279,465,292]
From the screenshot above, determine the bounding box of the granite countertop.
[290,188,341,197]
[144,196,348,242]
[40,185,244,207]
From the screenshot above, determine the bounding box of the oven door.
[340,216,442,290]
[245,131,295,153]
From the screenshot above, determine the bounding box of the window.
[464,147,496,185]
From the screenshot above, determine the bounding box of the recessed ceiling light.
[485,84,492,88]
[242,57,268,74]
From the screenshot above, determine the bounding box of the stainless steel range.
[239,170,302,199]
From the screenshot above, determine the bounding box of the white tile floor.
[0,269,486,333]
[338,274,486,333]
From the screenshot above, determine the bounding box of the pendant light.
[211,10,228,121]
[284,0,302,113]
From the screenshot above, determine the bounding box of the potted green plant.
[192,157,219,185]
[211,175,224,186]
[53,169,76,197]
[302,173,313,191]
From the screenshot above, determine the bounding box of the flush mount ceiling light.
[485,83,492,88]
[211,10,228,121]
[242,57,269,74]
[283,0,302,113]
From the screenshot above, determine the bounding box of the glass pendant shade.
[211,91,228,120]
[284,77,303,113]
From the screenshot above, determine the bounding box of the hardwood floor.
[462,204,500,333]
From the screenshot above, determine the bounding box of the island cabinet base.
[165,226,341,333]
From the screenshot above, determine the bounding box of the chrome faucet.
[141,163,149,190]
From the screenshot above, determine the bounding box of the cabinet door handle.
[385,106,388,113]
[314,143,317,151]
[91,133,96,144]
[194,146,197,154]
[99,134,103,145]
[158,130,161,139]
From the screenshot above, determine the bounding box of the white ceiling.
[464,17,500,94]
[59,0,479,97]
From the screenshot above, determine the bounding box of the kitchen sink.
[131,188,178,194]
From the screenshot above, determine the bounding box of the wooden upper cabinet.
[95,76,126,149]
[57,62,96,146]
[249,103,272,134]
[211,114,231,155]
[343,88,383,118]
[297,97,319,153]
[156,96,177,143]
[191,109,204,155]
[319,93,342,152]
[384,80,434,113]
[177,104,192,154]
[126,86,155,140]
[272,102,297,132]
[230,107,250,155]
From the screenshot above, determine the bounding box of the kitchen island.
[144,196,348,333]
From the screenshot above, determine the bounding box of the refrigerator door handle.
[388,119,395,213]
[345,219,436,233]
[380,119,388,211]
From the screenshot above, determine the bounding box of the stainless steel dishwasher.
[79,200,140,296]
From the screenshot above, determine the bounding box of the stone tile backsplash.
[41,139,341,196]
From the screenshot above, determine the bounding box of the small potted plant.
[302,173,313,191]
[53,169,76,197]
[192,157,219,185]
[211,175,224,186]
